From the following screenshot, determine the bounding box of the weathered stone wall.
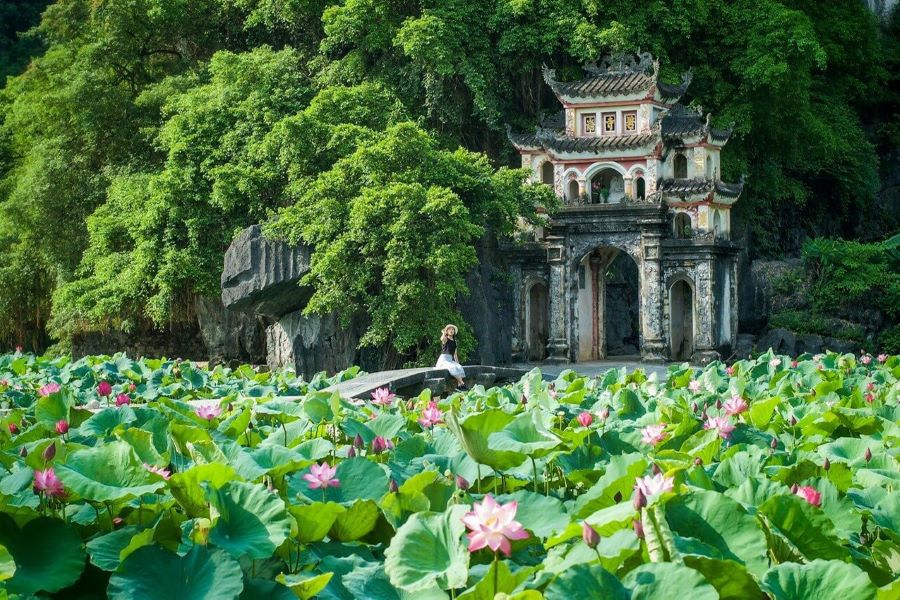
[458,236,514,366]
[195,296,267,365]
[72,324,208,361]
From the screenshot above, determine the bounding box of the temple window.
[705,154,713,178]
[674,212,691,238]
[635,177,646,200]
[541,161,554,185]
[623,111,637,134]
[674,154,688,179]
[582,114,596,135]
[567,179,580,202]
[602,112,617,135]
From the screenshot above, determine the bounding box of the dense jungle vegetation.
[0,0,898,357]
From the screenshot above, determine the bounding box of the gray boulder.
[195,296,266,365]
[221,225,313,319]
[733,334,755,360]
[757,328,796,356]
[266,311,363,377]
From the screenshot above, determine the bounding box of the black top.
[441,338,457,356]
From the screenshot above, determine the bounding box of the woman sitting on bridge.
[436,324,466,390]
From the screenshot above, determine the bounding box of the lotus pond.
[0,351,898,599]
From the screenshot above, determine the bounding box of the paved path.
[513,359,671,380]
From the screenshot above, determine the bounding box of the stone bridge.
[323,365,539,399]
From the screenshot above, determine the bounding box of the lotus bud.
[789,415,797,426]
[691,402,699,413]
[455,475,470,491]
[865,448,872,462]
[226,403,233,413]
[652,464,661,475]
[129,383,137,392]
[406,400,415,411]
[113,517,124,529]
[770,437,778,450]
[614,491,622,503]
[7,422,18,435]
[791,360,798,368]
[865,393,874,404]
[633,519,645,539]
[115,393,131,407]
[98,381,112,396]
[867,382,875,391]
[347,447,356,458]
[694,457,703,466]
[598,407,610,421]
[371,436,388,454]
[823,458,830,471]
[19,446,27,457]
[715,399,722,410]
[633,487,647,510]
[790,483,798,494]
[389,479,399,493]
[520,394,527,405]
[582,522,600,548]
[42,442,56,462]
[55,420,69,435]
[353,434,365,449]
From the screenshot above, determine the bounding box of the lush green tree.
[0,0,50,81]
[266,121,555,363]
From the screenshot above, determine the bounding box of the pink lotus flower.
[813,353,825,361]
[725,366,735,377]
[723,395,748,416]
[688,380,701,393]
[417,401,443,428]
[641,424,667,446]
[371,387,396,407]
[98,381,113,396]
[144,463,171,480]
[33,467,65,498]
[129,383,137,392]
[0,379,8,387]
[303,462,339,490]
[597,407,610,422]
[877,354,888,363]
[55,420,69,435]
[791,360,798,368]
[769,358,782,367]
[867,382,875,391]
[865,393,874,404]
[577,411,593,427]
[115,393,131,407]
[15,345,22,353]
[860,354,872,365]
[795,485,822,507]
[7,422,18,435]
[704,415,735,439]
[38,383,60,397]
[462,494,529,556]
[635,473,674,499]
[195,404,222,421]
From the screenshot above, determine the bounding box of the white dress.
[435,339,465,377]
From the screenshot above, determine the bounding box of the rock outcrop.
[195,296,266,365]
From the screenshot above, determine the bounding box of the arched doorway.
[541,162,554,186]
[634,177,646,200]
[575,248,640,360]
[526,282,549,361]
[567,179,580,203]
[670,279,694,361]
[588,168,625,204]
[713,210,723,237]
[674,154,688,179]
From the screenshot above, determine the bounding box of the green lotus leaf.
[108,545,245,600]
[0,544,14,581]
[368,413,407,440]
[86,524,155,571]
[818,437,884,467]
[278,572,334,599]
[762,559,877,600]
[34,391,73,425]
[682,556,764,600]
[759,494,846,560]
[0,515,85,594]
[78,407,137,437]
[329,499,380,541]
[573,452,648,518]
[622,562,718,600]
[665,489,769,577]
[169,462,240,516]
[544,564,628,600]
[343,560,447,600]
[207,481,293,559]
[56,440,163,502]
[445,409,523,470]
[488,410,561,458]
[384,505,469,593]
[459,558,534,600]
[292,457,388,504]
[239,578,296,600]
[289,502,345,543]
[119,427,167,466]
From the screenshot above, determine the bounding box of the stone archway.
[575,246,641,360]
[588,168,626,204]
[670,279,694,361]
[526,281,549,361]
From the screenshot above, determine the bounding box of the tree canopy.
[0,0,897,356]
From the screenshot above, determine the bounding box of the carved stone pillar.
[590,255,602,359]
[640,229,668,362]
[509,263,524,361]
[545,239,569,363]
[692,258,719,364]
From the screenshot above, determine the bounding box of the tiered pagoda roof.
[652,177,744,204]
[542,52,693,104]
